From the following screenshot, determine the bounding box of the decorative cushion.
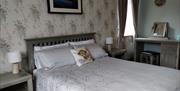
[74,44,108,59]
[71,47,93,66]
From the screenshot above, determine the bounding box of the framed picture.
[47,0,82,14]
[152,22,168,37]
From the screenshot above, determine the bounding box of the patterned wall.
[0,0,116,73]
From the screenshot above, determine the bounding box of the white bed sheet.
[35,57,180,91]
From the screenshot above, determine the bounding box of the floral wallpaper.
[0,0,116,73]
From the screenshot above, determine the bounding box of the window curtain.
[117,0,139,60]
[118,0,127,49]
[132,0,139,37]
[118,0,139,48]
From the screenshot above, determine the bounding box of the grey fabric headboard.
[25,33,96,73]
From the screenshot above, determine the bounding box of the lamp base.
[107,44,112,52]
[12,63,19,74]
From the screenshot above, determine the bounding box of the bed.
[25,33,180,91]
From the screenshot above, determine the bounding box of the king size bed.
[25,33,180,91]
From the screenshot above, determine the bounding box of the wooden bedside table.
[0,71,33,91]
[108,48,126,58]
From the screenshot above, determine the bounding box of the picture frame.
[152,22,168,37]
[47,0,83,14]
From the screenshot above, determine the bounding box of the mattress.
[35,57,180,91]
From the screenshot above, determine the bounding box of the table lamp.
[7,51,22,74]
[106,37,113,52]
[176,35,180,41]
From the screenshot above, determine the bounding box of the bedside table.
[0,71,33,91]
[108,48,126,58]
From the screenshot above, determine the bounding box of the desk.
[135,38,180,69]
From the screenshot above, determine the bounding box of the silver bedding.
[36,57,180,91]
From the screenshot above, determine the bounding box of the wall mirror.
[154,0,166,7]
[152,22,168,38]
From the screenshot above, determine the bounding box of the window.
[124,0,135,36]
[116,0,120,37]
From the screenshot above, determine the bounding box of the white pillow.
[69,39,95,46]
[74,44,108,59]
[71,47,93,67]
[34,42,69,51]
[34,46,75,69]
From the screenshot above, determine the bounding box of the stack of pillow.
[34,39,108,69]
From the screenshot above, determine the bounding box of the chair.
[140,51,160,65]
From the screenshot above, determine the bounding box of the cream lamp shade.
[106,37,113,44]
[7,51,22,74]
[7,51,22,63]
[176,35,180,41]
[105,37,113,52]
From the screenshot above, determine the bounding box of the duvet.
[36,57,180,91]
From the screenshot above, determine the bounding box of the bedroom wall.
[0,0,116,73]
[138,0,180,39]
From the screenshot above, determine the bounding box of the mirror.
[154,0,166,7]
[152,22,168,38]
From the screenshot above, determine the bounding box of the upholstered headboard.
[25,33,96,73]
